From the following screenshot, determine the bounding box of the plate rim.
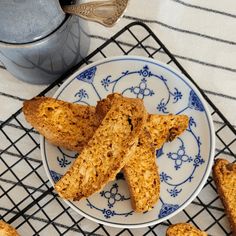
[40,55,215,228]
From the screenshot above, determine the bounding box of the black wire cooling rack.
[0,22,235,236]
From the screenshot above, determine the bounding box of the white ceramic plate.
[41,56,215,228]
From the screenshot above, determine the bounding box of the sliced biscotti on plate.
[212,158,236,235]
[123,128,159,212]
[166,223,207,236]
[55,96,147,200]
[23,94,189,212]
[96,94,189,212]
[23,97,100,153]
[0,220,20,236]
[125,114,188,212]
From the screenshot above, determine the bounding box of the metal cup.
[0,15,90,84]
[0,0,66,44]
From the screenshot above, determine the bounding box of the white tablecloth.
[0,1,235,235]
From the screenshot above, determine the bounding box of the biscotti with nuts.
[123,128,159,212]
[23,97,100,153]
[23,94,188,211]
[54,96,147,200]
[125,114,188,212]
[166,223,207,236]
[213,158,236,235]
[96,94,188,212]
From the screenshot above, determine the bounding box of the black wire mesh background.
[0,22,235,236]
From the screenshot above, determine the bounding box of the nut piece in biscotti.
[55,96,147,201]
[0,220,20,236]
[213,158,236,235]
[123,128,159,212]
[23,97,99,153]
[166,223,207,236]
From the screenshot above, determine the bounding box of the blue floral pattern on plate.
[100,183,130,209]
[76,66,97,84]
[41,56,215,228]
[158,201,179,218]
[56,147,77,168]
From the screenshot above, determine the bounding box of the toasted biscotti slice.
[166,223,207,236]
[55,96,147,200]
[0,220,20,236]
[23,97,100,152]
[123,128,160,212]
[123,114,188,212]
[213,159,236,235]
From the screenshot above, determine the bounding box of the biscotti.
[23,95,188,212]
[23,97,100,153]
[123,128,160,212]
[213,158,236,235]
[166,223,207,236]
[96,94,188,212]
[0,220,20,236]
[55,96,147,200]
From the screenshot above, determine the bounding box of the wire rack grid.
[0,22,235,236]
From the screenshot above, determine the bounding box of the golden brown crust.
[23,97,99,152]
[212,158,236,235]
[166,223,207,236]
[55,96,147,200]
[0,220,20,236]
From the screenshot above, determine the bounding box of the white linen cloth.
[0,0,235,235]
